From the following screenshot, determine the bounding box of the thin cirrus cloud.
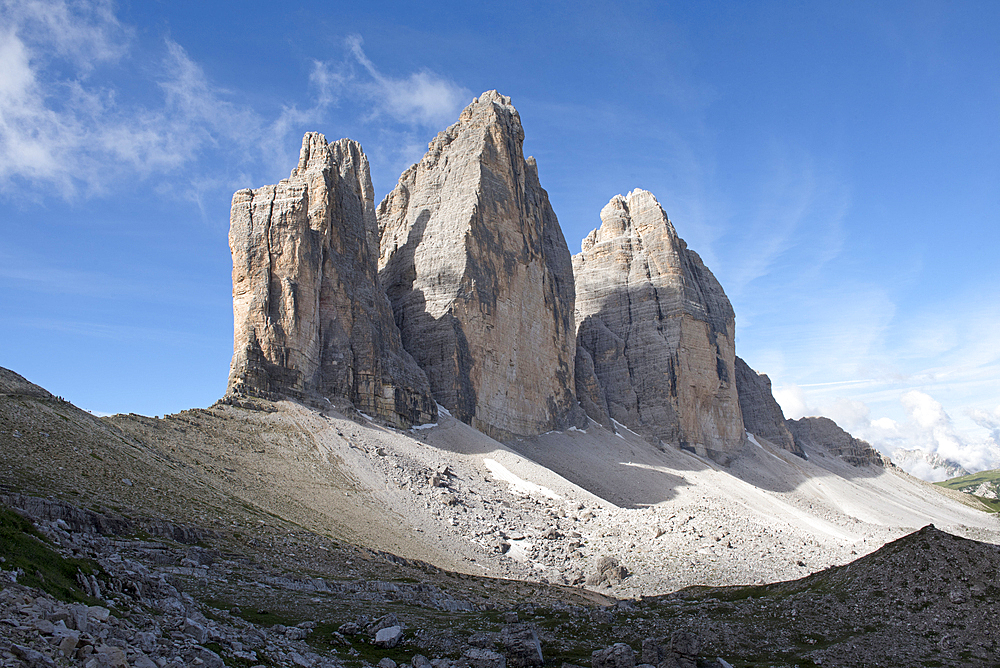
[344,35,471,129]
[0,0,335,198]
[0,1,470,200]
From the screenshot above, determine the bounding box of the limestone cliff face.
[734,356,803,457]
[377,91,584,440]
[227,133,436,427]
[573,190,744,463]
[786,417,891,467]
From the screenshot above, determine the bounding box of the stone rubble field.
[3,371,1000,667]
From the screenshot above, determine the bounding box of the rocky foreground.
[2,366,1000,667]
[2,492,999,668]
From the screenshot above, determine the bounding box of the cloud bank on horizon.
[2,0,999,483]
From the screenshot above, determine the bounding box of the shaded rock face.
[786,416,891,467]
[573,190,744,463]
[227,133,436,427]
[734,356,803,457]
[378,91,583,440]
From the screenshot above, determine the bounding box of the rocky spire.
[377,91,585,440]
[573,189,745,464]
[227,133,436,427]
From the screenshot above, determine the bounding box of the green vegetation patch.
[935,468,1000,490]
[0,504,99,602]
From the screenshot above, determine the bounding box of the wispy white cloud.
[344,35,470,128]
[0,0,334,198]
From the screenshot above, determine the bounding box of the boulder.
[378,91,585,440]
[670,631,700,668]
[573,190,744,464]
[586,556,629,587]
[499,624,543,668]
[592,643,635,668]
[374,625,403,648]
[227,133,436,428]
[464,647,506,668]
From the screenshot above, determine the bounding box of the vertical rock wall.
[378,91,584,440]
[227,133,436,427]
[573,190,745,463]
[734,356,803,456]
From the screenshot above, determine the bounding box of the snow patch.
[358,412,374,421]
[411,422,438,431]
[567,426,586,433]
[612,419,640,436]
[483,458,561,499]
[435,403,452,417]
[747,432,782,461]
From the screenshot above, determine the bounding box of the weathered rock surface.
[591,643,634,668]
[378,91,583,440]
[786,416,890,467]
[734,356,802,457]
[227,133,435,427]
[0,367,55,399]
[572,190,744,463]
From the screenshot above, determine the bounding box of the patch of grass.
[969,495,1000,513]
[0,504,99,602]
[935,469,1000,489]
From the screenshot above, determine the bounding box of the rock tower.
[227,133,436,427]
[377,91,584,440]
[573,189,745,463]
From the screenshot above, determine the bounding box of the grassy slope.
[0,504,98,602]
[935,469,1000,512]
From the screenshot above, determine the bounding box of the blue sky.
[2,0,999,477]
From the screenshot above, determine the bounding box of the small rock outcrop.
[573,189,744,463]
[734,356,803,456]
[786,416,890,467]
[378,91,584,440]
[227,133,436,427]
[592,643,634,668]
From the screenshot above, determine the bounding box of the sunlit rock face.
[227,133,436,427]
[573,189,745,464]
[735,356,803,457]
[377,91,585,441]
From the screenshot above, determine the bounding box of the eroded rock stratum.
[378,91,584,440]
[227,133,436,427]
[573,189,745,463]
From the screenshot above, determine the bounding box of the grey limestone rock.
[734,356,803,457]
[375,625,404,648]
[464,647,506,668]
[499,624,543,668]
[786,416,891,467]
[573,189,745,464]
[592,643,635,668]
[378,91,585,441]
[227,133,436,427]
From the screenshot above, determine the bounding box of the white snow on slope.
[483,458,561,499]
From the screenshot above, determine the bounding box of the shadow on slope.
[507,421,705,508]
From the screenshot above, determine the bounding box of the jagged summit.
[227,133,436,427]
[377,91,584,441]
[573,189,745,463]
